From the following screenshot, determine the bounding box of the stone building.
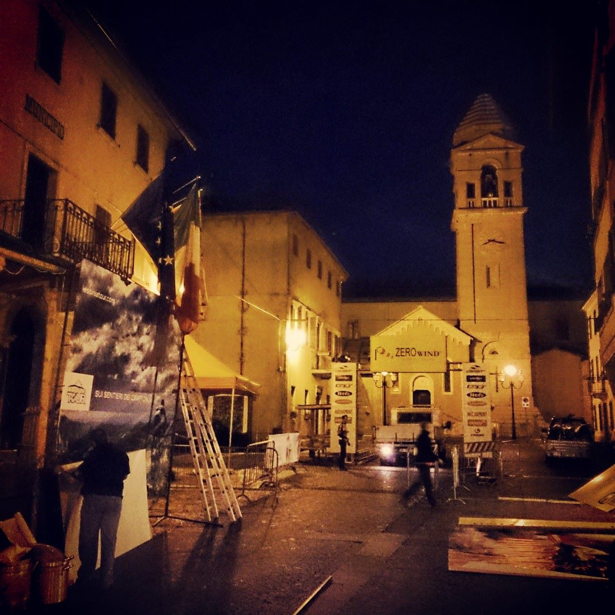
[191,210,348,443]
[583,0,615,443]
[0,0,193,521]
[341,94,589,441]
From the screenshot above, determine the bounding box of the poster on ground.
[448,523,615,581]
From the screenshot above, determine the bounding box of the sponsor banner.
[330,362,357,454]
[371,325,446,372]
[461,363,492,443]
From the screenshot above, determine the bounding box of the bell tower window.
[466,182,476,208]
[481,165,498,207]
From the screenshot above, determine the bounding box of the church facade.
[341,94,589,444]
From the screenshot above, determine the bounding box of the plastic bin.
[0,558,32,610]
[34,556,72,605]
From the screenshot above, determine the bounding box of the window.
[466,182,476,207]
[37,8,64,83]
[327,270,332,289]
[504,181,513,197]
[306,248,312,269]
[317,260,322,279]
[94,205,111,242]
[99,82,118,138]
[292,234,299,256]
[136,125,149,172]
[443,363,452,393]
[486,264,500,288]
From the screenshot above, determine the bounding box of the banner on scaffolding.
[57,260,181,495]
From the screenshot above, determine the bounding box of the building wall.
[0,0,189,468]
[195,211,347,441]
[583,0,615,442]
[532,348,587,421]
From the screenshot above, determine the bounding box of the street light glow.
[503,364,518,377]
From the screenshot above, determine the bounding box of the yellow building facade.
[0,0,192,517]
[193,210,348,442]
[582,0,615,442]
[342,95,587,440]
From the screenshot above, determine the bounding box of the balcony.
[0,199,134,280]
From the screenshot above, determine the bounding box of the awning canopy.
[184,335,260,395]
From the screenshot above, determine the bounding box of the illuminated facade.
[0,0,192,515]
[583,0,615,442]
[193,210,348,442]
[342,95,586,439]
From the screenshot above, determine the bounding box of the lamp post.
[373,371,396,425]
[498,364,523,440]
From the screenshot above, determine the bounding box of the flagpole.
[164,331,186,518]
[172,175,201,195]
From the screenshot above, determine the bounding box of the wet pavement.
[22,438,615,614]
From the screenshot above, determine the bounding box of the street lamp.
[373,371,397,425]
[498,364,524,439]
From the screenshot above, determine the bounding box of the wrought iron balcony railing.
[0,198,134,280]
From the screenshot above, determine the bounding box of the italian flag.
[173,184,206,333]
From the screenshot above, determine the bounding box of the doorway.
[0,309,36,449]
[23,154,55,249]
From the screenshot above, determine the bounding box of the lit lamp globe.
[503,364,518,378]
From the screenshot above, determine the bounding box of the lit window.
[136,125,149,172]
[37,8,64,83]
[99,82,117,139]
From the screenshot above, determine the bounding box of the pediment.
[453,133,523,152]
[376,305,472,347]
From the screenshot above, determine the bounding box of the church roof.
[452,93,517,146]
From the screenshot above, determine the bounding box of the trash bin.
[34,556,72,604]
[0,558,32,610]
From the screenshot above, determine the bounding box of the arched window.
[412,375,433,407]
[481,165,498,201]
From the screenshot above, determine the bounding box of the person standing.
[403,422,438,506]
[76,428,130,590]
[337,415,350,470]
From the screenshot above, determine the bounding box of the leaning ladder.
[179,354,242,523]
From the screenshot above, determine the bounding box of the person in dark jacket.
[337,415,350,470]
[76,428,130,589]
[403,422,438,507]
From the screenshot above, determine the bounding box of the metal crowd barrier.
[237,440,279,501]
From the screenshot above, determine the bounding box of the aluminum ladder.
[179,354,242,523]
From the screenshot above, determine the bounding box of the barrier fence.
[237,440,279,501]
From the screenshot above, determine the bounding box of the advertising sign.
[461,363,493,450]
[58,260,181,495]
[330,362,357,454]
[371,325,446,372]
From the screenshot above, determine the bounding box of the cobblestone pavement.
[27,438,615,615]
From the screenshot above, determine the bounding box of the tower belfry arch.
[450,93,539,437]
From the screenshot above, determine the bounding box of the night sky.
[82,0,598,298]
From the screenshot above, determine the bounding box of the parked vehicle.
[374,407,450,465]
[544,415,594,460]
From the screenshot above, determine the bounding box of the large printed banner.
[461,363,493,449]
[371,324,446,372]
[330,362,357,454]
[58,260,181,494]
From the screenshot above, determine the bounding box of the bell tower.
[450,93,537,437]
